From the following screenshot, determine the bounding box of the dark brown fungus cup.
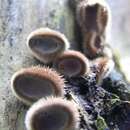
[27,28,70,64]
[83,31,104,58]
[25,97,79,130]
[53,50,89,77]
[76,0,111,35]
[76,0,111,59]
[11,66,65,105]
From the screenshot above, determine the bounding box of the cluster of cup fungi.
[10,0,129,130]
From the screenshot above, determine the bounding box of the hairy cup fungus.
[11,66,65,105]
[76,0,111,59]
[93,57,114,83]
[83,31,104,58]
[25,97,79,130]
[53,50,89,77]
[76,0,110,34]
[27,28,70,64]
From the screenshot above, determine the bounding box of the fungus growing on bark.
[93,57,114,83]
[76,0,111,59]
[27,28,70,64]
[82,31,104,58]
[11,66,65,105]
[25,97,79,130]
[53,50,89,77]
[76,0,110,34]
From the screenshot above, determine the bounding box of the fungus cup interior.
[13,74,57,103]
[53,51,88,77]
[81,3,108,33]
[28,35,65,55]
[32,105,71,130]
[84,4,99,31]
[57,57,83,77]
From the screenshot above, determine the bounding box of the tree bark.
[0,0,76,130]
[0,0,130,130]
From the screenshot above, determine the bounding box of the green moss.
[96,116,109,130]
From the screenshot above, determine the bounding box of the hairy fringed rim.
[11,66,65,105]
[27,28,70,64]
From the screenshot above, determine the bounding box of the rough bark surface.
[0,0,76,130]
[0,0,130,130]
